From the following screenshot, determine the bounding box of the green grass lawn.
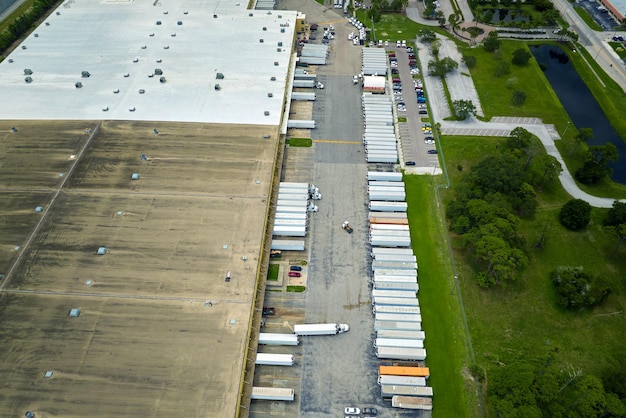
[608,42,626,59]
[404,175,479,418]
[573,6,603,31]
[267,264,279,281]
[464,40,626,199]
[286,285,306,292]
[440,135,626,389]
[286,138,313,147]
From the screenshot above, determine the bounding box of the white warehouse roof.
[0,0,298,125]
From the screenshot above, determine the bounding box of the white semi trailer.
[374,320,422,332]
[376,329,426,340]
[372,297,420,308]
[255,353,295,366]
[258,333,300,346]
[375,313,422,323]
[251,387,295,401]
[378,375,427,387]
[373,305,421,315]
[293,323,350,336]
[381,384,433,398]
[376,346,427,361]
[374,338,424,349]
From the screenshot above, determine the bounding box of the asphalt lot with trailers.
[256,0,431,416]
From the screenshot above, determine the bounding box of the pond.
[530,44,626,184]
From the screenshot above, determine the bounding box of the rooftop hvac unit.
[177,20,182,25]
[156,20,162,25]
[154,68,163,75]
[216,73,224,79]
[259,39,264,43]
[213,14,218,18]
[268,92,273,97]
[215,84,221,90]
[81,71,90,78]
[25,76,33,83]
[264,111,270,116]
[131,173,140,180]
[138,89,145,94]
[24,68,33,75]
[270,76,276,81]
[159,76,166,83]
[263,27,267,31]
[97,246,108,255]
[75,82,83,88]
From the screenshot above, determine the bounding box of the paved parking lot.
[252,2,432,417]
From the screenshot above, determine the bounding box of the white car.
[345,407,361,415]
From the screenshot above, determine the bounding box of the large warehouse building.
[0,0,300,416]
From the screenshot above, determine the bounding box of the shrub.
[559,199,592,231]
[551,266,611,309]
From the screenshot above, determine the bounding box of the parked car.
[288,271,301,277]
[345,407,360,415]
[424,136,433,141]
[290,265,302,271]
[262,307,275,316]
[405,161,416,166]
[427,149,438,154]
[362,407,378,415]
[310,23,318,30]
[419,110,428,114]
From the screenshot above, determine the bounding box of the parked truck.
[391,395,433,410]
[374,269,418,277]
[368,181,405,188]
[293,323,349,336]
[371,247,413,256]
[376,346,427,361]
[275,213,308,221]
[258,333,300,346]
[378,375,427,387]
[381,384,433,398]
[370,218,408,226]
[371,289,417,299]
[373,305,421,315]
[375,313,422,323]
[270,240,305,251]
[370,224,410,232]
[251,387,295,401]
[274,220,308,228]
[369,237,411,247]
[374,338,424,349]
[255,353,295,366]
[368,192,406,202]
[374,320,422,332]
[373,254,417,262]
[372,297,420,308]
[367,172,403,181]
[368,201,407,212]
[373,281,419,292]
[372,261,418,271]
[280,182,319,194]
[376,329,425,340]
[273,225,306,237]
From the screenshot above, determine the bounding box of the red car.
[288,272,301,277]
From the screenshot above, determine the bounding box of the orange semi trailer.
[379,365,430,378]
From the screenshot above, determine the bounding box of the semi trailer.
[258,333,300,346]
[293,323,349,335]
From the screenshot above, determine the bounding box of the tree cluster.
[0,0,60,53]
[428,57,459,77]
[488,359,626,417]
[446,128,563,287]
[575,143,619,185]
[551,266,611,309]
[452,99,476,120]
[604,201,626,257]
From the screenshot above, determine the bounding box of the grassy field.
[267,263,279,280]
[405,175,479,418]
[286,137,313,147]
[463,39,626,199]
[439,135,626,391]
[608,41,626,59]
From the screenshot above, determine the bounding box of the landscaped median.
[404,175,479,418]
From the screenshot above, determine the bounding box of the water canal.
[530,44,626,184]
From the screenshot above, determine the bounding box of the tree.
[418,29,437,43]
[512,48,533,65]
[576,143,620,184]
[462,54,477,68]
[484,32,501,52]
[512,90,527,106]
[575,127,594,146]
[530,154,562,188]
[428,57,458,77]
[542,8,560,25]
[604,200,626,227]
[609,223,626,258]
[430,39,442,57]
[494,62,511,77]
[559,199,592,230]
[575,160,607,184]
[452,99,476,120]
[551,266,611,309]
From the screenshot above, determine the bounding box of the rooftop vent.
[177,20,182,25]
[259,39,264,43]
[97,247,108,255]
[159,76,166,83]
[34,33,39,37]
[156,20,162,25]
[21,45,27,50]
[268,92,273,97]
[133,58,139,63]
[163,11,168,14]
[141,45,147,49]
[156,59,162,63]
[123,73,129,77]
[171,33,176,37]
[154,68,163,75]
[131,173,140,180]
[129,107,136,112]
[24,68,32,75]
[45,22,50,26]
[102,106,109,111]
[69,308,80,317]
[216,72,224,79]
[249,13,253,16]
[113,89,120,93]
[35,206,43,213]
[274,61,279,66]
[213,14,218,18]
[164,45,169,49]
[280,28,285,33]
[270,76,276,81]
[56,11,60,15]
[215,84,221,90]
[278,41,283,46]
[277,48,281,52]
[184,11,189,14]
[264,111,270,116]
[75,82,83,88]
[263,27,267,31]
[81,71,90,78]
[138,89,145,94]
[149,33,155,36]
